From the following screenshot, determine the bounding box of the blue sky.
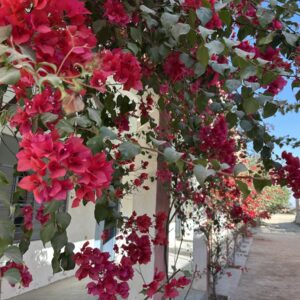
[268,81,300,207]
[268,81,300,158]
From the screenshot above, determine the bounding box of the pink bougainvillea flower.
[103,0,130,26]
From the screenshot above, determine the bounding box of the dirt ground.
[231,213,300,300]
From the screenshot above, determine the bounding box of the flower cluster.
[10,88,62,134]
[0,0,96,75]
[163,52,194,82]
[235,43,289,96]
[103,0,130,26]
[0,262,32,288]
[16,131,113,206]
[22,205,33,231]
[274,152,300,199]
[74,242,131,300]
[143,271,190,299]
[91,49,142,92]
[182,0,202,10]
[35,205,51,225]
[199,115,236,168]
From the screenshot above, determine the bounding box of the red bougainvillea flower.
[199,115,236,169]
[273,152,300,199]
[0,262,32,288]
[23,205,33,231]
[16,131,113,205]
[0,0,96,75]
[103,0,130,26]
[163,52,194,82]
[182,0,202,10]
[74,242,131,300]
[164,277,191,298]
[143,270,165,297]
[35,205,51,225]
[100,49,143,91]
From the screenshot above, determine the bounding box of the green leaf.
[193,165,215,186]
[225,79,241,92]
[40,112,58,125]
[87,108,102,126]
[4,246,22,263]
[19,45,36,62]
[119,142,141,160]
[240,120,253,132]
[196,7,213,26]
[245,81,260,91]
[261,70,278,85]
[150,137,167,147]
[56,212,71,230]
[259,32,276,45]
[51,231,68,251]
[292,80,300,90]
[236,180,251,199]
[127,42,139,55]
[95,203,108,223]
[198,26,215,40]
[194,63,206,76]
[87,136,104,153]
[100,127,118,140]
[283,32,299,46]
[223,38,239,48]
[218,9,232,26]
[171,23,190,41]
[235,48,255,60]
[40,222,56,245]
[243,98,260,114]
[240,65,257,80]
[140,5,156,15]
[206,40,224,55]
[71,115,91,128]
[52,252,62,273]
[3,268,21,286]
[196,45,209,67]
[94,201,115,224]
[0,219,14,241]
[215,2,228,11]
[164,147,183,163]
[0,170,9,184]
[253,178,272,193]
[0,190,10,208]
[210,62,236,75]
[38,74,62,88]
[130,27,142,44]
[0,68,20,85]
[56,119,74,134]
[180,53,194,68]
[44,201,64,214]
[161,13,179,28]
[0,25,12,43]
[233,163,248,176]
[263,102,278,118]
[0,45,8,56]
[256,7,275,27]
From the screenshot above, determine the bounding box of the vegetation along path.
[231,213,300,300]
